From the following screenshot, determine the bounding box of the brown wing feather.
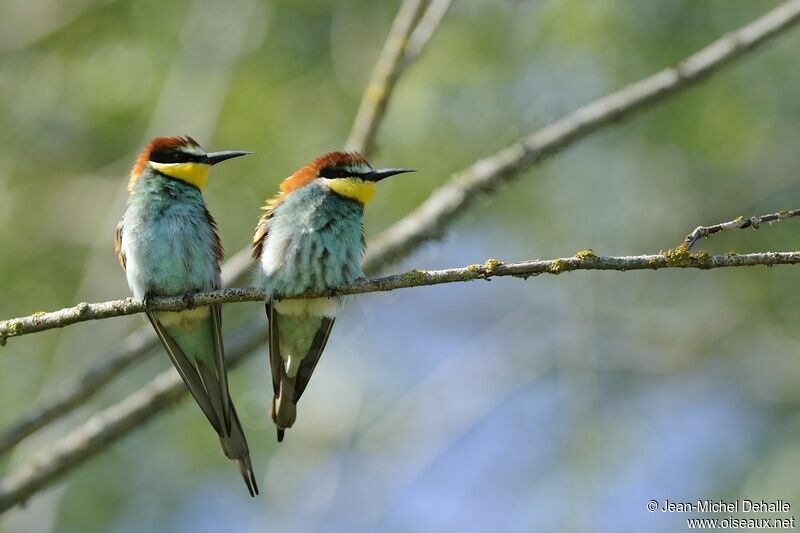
[203,207,224,272]
[251,193,284,260]
[251,207,272,260]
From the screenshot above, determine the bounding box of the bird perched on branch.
[252,151,414,442]
[115,136,258,496]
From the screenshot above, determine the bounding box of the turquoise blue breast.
[121,172,220,299]
[259,182,365,297]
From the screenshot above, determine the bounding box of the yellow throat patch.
[150,162,211,189]
[325,178,375,205]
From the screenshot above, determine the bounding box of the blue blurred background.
[1,0,800,531]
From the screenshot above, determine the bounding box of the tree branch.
[363,0,800,273]
[684,209,800,249]
[4,250,800,343]
[344,0,433,155]
[401,0,452,69]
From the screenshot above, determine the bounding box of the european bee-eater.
[252,151,413,441]
[115,136,258,496]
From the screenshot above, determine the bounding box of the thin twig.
[364,0,800,273]
[4,250,800,343]
[344,0,431,155]
[684,209,800,249]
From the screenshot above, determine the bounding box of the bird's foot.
[142,292,154,309]
[182,292,197,310]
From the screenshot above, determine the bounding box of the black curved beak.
[204,150,253,165]
[363,168,415,182]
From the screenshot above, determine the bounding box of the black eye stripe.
[319,167,360,179]
[150,150,205,164]
[318,167,344,179]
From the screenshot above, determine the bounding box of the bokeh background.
[2,0,800,531]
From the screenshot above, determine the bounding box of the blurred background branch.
[345,0,440,155]
[0,332,155,457]
[401,0,452,70]
[0,320,264,514]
